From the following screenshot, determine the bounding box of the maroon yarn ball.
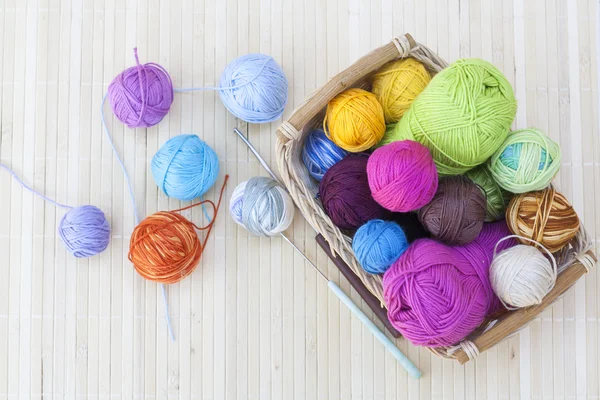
[319,154,387,230]
[367,140,438,212]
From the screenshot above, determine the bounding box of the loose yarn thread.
[302,128,349,181]
[151,134,220,201]
[489,235,557,309]
[367,140,438,212]
[0,163,110,258]
[383,221,516,347]
[352,219,409,274]
[230,176,295,236]
[506,186,580,253]
[319,154,387,230]
[418,176,487,245]
[489,128,561,193]
[323,88,386,153]
[371,57,431,124]
[392,58,517,175]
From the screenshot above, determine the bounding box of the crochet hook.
[233,127,421,379]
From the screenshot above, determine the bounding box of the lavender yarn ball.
[59,205,111,258]
[108,48,174,128]
[219,54,288,123]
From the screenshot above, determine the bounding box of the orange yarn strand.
[129,175,229,284]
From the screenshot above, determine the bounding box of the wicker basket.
[276,34,597,364]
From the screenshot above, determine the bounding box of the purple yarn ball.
[59,205,111,258]
[319,154,387,230]
[108,48,174,128]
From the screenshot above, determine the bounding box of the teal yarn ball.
[488,128,561,193]
[151,134,219,201]
[219,54,288,123]
[352,219,409,274]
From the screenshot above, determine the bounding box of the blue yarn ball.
[219,54,288,123]
[352,219,409,274]
[151,134,219,201]
[302,128,349,180]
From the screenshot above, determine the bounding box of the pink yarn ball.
[367,140,438,212]
[382,221,516,347]
[108,48,174,128]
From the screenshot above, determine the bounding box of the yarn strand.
[0,163,73,209]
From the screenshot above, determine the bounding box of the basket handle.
[277,34,417,142]
[453,250,597,364]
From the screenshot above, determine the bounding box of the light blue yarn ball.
[302,128,349,181]
[352,219,409,274]
[219,53,288,123]
[151,134,219,201]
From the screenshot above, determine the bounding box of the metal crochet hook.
[233,127,421,379]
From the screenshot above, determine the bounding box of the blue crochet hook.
[233,128,421,379]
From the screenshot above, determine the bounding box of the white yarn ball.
[229,177,295,236]
[490,238,557,309]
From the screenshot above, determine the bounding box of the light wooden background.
[0,0,598,399]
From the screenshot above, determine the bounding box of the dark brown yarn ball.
[319,154,387,230]
[418,176,487,245]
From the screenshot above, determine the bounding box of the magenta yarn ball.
[319,154,387,230]
[383,221,516,347]
[367,140,438,212]
[108,49,174,128]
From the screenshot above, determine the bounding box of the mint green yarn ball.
[391,58,517,175]
[488,128,561,193]
[465,165,511,221]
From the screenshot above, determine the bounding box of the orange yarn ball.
[506,187,580,253]
[129,211,204,283]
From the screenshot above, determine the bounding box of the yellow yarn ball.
[371,58,431,124]
[324,88,386,152]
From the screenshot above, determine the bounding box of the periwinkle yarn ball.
[108,48,174,128]
[488,128,561,193]
[367,140,438,212]
[392,58,517,175]
[352,220,409,274]
[418,176,487,245]
[302,128,349,181]
[151,134,219,201]
[383,221,515,347]
[59,205,111,258]
[219,53,288,123]
[229,177,295,237]
[319,154,387,230]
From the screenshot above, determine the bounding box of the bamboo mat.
[0,0,598,398]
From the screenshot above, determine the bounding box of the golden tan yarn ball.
[506,187,580,253]
[371,58,431,124]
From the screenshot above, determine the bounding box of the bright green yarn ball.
[391,58,517,175]
[488,128,561,193]
[465,165,511,221]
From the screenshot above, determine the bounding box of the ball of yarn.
[383,221,515,347]
[489,128,561,193]
[319,154,387,230]
[302,128,349,181]
[490,237,557,309]
[371,58,431,124]
[108,48,174,128]
[129,211,203,283]
[230,176,295,236]
[324,88,385,152]
[374,124,397,149]
[392,58,517,175]
[367,140,438,212]
[151,134,219,201]
[219,54,288,123]
[418,176,487,245]
[352,220,409,274]
[465,165,511,221]
[506,187,579,253]
[58,205,111,258]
